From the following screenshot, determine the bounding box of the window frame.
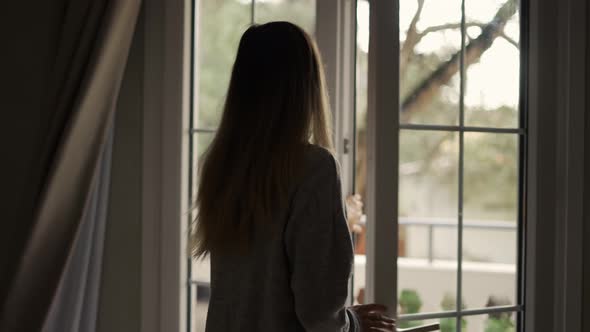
[364,0,529,328]
[175,0,589,331]
[141,0,192,332]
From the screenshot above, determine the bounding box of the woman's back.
[205,145,358,332]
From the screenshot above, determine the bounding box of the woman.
[191,22,396,332]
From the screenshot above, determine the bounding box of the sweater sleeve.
[284,149,358,332]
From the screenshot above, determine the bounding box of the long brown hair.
[191,22,333,258]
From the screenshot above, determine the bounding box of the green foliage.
[197,0,251,129]
[399,289,423,314]
[398,289,423,329]
[196,0,315,130]
[485,316,516,332]
[255,0,316,33]
[439,293,467,332]
[440,317,466,332]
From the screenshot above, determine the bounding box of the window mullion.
[457,0,467,330]
[364,0,399,316]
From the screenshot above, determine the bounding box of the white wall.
[353,256,516,331]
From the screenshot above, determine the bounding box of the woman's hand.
[349,304,396,331]
[345,194,364,234]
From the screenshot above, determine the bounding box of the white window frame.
[367,0,528,326]
[141,0,192,332]
[360,0,587,330]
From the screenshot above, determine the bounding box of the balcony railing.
[398,217,517,263]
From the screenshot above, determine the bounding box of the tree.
[355,0,520,225]
[400,0,518,118]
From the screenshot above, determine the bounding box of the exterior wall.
[353,256,516,331]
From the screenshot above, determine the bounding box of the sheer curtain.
[41,127,114,332]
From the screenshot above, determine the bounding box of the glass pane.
[255,0,316,35]
[194,0,251,130]
[462,133,518,310]
[352,0,370,306]
[440,315,465,332]
[463,133,519,222]
[196,133,215,161]
[191,133,215,199]
[399,130,459,220]
[464,312,518,332]
[400,0,462,125]
[464,0,520,128]
[398,318,448,332]
[398,130,459,313]
[190,278,211,331]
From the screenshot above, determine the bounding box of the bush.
[398,289,423,329]
[484,316,515,332]
[439,293,466,332]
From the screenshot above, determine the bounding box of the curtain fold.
[0,1,141,331]
[41,126,113,332]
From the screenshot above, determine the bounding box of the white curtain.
[41,127,113,332]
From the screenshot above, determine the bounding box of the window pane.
[398,130,459,314]
[400,0,462,125]
[188,131,216,332]
[464,312,517,332]
[191,133,215,199]
[255,0,316,35]
[352,0,369,306]
[194,0,251,130]
[399,130,459,220]
[398,318,448,332]
[464,0,520,128]
[462,133,518,311]
[463,133,518,222]
[190,278,211,331]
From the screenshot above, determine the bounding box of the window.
[355,0,526,331]
[187,0,526,331]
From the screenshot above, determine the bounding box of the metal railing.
[397,216,517,263]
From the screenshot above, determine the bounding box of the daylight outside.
[189,1,523,331]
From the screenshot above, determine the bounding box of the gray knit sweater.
[205,146,360,332]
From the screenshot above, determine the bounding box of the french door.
[187,1,526,331]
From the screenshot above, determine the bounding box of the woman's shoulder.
[302,144,340,177]
[303,143,335,164]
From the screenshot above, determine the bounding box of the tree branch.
[400,0,426,77]
[498,31,519,48]
[419,22,485,36]
[401,0,518,118]
[419,21,519,49]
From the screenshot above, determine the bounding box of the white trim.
[315,0,357,195]
[315,0,357,306]
[142,0,191,332]
[365,0,399,316]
